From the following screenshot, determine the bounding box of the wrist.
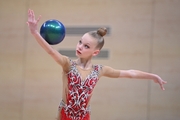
[31,30,39,35]
[153,74,160,80]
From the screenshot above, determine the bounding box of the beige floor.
[0,0,180,120]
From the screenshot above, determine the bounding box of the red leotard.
[58,59,102,120]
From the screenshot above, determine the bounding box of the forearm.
[31,30,66,66]
[120,69,167,90]
[32,31,54,54]
[120,70,160,80]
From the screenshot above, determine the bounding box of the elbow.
[128,70,137,78]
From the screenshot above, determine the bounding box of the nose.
[78,44,83,50]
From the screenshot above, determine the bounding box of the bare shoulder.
[61,56,71,73]
[100,66,120,78]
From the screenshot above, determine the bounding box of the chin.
[75,54,79,58]
[76,52,81,58]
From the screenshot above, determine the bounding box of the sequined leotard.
[58,57,120,120]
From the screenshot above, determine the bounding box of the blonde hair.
[88,27,107,50]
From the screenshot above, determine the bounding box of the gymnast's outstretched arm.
[101,66,167,90]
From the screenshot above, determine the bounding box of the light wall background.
[0,0,180,120]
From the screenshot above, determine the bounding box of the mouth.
[76,50,81,54]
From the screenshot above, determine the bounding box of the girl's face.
[76,33,99,59]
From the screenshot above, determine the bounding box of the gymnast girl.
[27,9,167,120]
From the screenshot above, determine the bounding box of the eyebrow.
[85,43,90,45]
[81,39,91,46]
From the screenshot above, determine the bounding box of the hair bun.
[97,27,107,37]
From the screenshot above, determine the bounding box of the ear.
[92,49,100,57]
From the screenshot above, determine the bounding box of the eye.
[84,45,90,49]
[79,40,82,44]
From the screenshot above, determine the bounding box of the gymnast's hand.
[153,75,167,90]
[27,9,41,34]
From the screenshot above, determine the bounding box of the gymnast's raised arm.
[27,9,67,67]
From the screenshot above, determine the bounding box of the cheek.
[83,50,94,55]
[76,43,79,48]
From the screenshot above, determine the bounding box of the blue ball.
[40,19,66,45]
